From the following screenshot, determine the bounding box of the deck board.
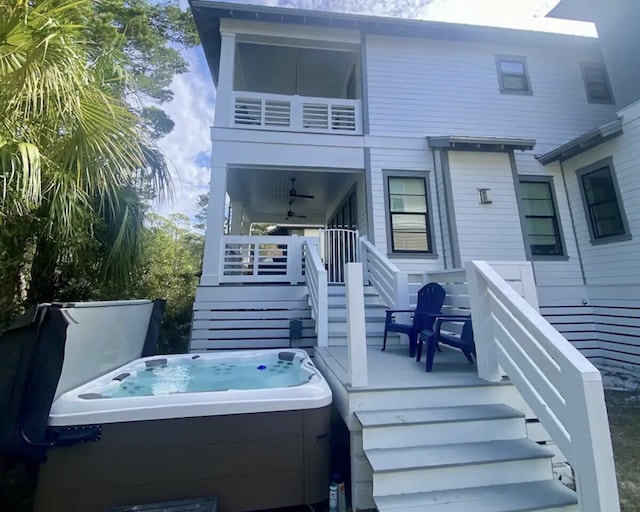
[316,345,491,391]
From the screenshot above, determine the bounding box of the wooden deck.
[315,344,484,391]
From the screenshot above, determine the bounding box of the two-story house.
[188,2,620,511]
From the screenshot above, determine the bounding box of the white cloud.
[422,0,595,35]
[153,0,595,220]
[153,48,215,220]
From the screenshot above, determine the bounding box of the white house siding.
[448,151,527,263]
[560,105,640,286]
[366,141,445,274]
[364,34,618,154]
[557,102,640,369]
[363,31,618,285]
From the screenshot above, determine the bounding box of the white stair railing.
[304,240,328,347]
[359,238,409,309]
[320,228,360,284]
[466,260,619,512]
[345,262,368,388]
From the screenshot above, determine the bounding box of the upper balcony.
[226,42,363,135]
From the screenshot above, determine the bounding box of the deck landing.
[315,345,486,391]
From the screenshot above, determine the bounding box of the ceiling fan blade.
[289,178,315,199]
[285,209,306,219]
[290,192,315,199]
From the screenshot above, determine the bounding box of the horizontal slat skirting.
[190,339,315,350]
[193,310,312,321]
[192,319,315,331]
[193,300,309,311]
[191,327,317,340]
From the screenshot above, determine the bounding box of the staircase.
[355,404,578,511]
[326,285,398,347]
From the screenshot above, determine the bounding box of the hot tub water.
[103,353,303,398]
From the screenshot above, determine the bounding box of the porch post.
[213,30,236,128]
[200,164,228,286]
[230,201,244,235]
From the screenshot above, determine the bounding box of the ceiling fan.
[288,178,314,200]
[285,207,306,220]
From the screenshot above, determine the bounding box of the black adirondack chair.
[381,282,446,357]
[417,317,476,372]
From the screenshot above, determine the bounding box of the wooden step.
[356,404,526,449]
[374,480,578,512]
[369,439,554,495]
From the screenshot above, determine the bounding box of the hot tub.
[35,349,332,512]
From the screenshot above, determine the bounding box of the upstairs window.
[496,56,532,94]
[581,63,614,104]
[577,159,630,244]
[519,178,564,257]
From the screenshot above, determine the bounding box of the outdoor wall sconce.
[478,188,493,204]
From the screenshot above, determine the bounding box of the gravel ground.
[605,389,640,512]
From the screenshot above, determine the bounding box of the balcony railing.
[232,92,362,134]
[220,235,315,284]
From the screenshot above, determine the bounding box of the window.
[577,159,630,243]
[519,178,564,257]
[329,189,357,229]
[496,56,532,94]
[581,63,614,104]
[386,176,432,253]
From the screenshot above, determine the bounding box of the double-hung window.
[519,178,564,257]
[577,159,630,243]
[496,55,532,94]
[386,175,432,254]
[581,63,614,104]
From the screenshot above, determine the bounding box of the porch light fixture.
[478,188,493,204]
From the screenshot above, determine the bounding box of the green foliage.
[130,214,204,353]
[194,192,209,231]
[89,0,198,104]
[0,0,173,328]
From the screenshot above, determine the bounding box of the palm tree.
[0,0,172,322]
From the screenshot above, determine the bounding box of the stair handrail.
[466,260,619,512]
[304,240,328,347]
[359,238,409,309]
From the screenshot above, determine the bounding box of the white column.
[241,212,252,235]
[229,201,243,235]
[346,262,368,388]
[213,31,236,128]
[200,165,228,286]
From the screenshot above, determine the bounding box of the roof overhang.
[546,0,594,22]
[427,136,536,152]
[189,0,601,86]
[536,119,623,165]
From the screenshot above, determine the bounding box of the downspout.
[431,149,449,269]
[559,160,587,286]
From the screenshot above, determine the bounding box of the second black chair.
[381,282,446,357]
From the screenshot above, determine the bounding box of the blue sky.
[153,0,594,220]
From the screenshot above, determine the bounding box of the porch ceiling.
[227,167,359,224]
